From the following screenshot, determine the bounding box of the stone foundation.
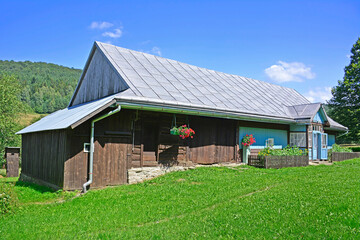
[127,162,243,184]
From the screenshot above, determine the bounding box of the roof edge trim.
[70,99,117,129]
[116,99,296,124]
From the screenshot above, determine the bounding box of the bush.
[348,147,360,152]
[0,183,18,215]
[328,144,353,161]
[331,144,352,153]
[258,145,307,158]
[0,158,5,169]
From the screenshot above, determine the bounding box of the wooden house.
[17,42,347,190]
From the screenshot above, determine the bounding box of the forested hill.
[0,60,82,113]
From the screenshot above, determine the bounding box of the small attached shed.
[17,41,347,190]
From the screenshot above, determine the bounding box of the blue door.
[312,132,318,160]
[312,132,328,160]
[320,133,328,160]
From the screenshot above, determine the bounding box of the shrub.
[348,147,360,152]
[331,144,352,153]
[258,146,307,158]
[0,183,18,215]
[0,158,5,169]
[328,144,353,161]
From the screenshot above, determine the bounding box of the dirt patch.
[190,182,202,185]
[176,178,186,182]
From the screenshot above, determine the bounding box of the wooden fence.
[331,152,360,162]
[249,155,308,169]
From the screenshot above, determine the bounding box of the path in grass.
[1,160,360,239]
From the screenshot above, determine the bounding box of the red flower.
[242,134,256,147]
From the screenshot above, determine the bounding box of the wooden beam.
[140,144,144,167]
[235,122,239,162]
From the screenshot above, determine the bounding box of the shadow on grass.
[15,181,55,194]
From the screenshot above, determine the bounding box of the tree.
[328,37,360,143]
[0,74,23,164]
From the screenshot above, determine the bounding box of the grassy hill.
[0,60,81,114]
[1,159,360,239]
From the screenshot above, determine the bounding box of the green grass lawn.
[1,159,360,239]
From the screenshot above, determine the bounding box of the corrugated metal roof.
[17,95,116,134]
[96,42,311,119]
[18,41,347,134]
[286,103,322,119]
[286,103,347,130]
[326,117,347,131]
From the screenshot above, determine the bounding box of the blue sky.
[1,0,359,103]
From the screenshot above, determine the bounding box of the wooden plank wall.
[92,137,130,188]
[71,48,128,106]
[130,112,189,168]
[189,117,236,164]
[63,135,88,190]
[22,107,295,190]
[157,115,189,166]
[21,130,68,188]
[63,109,133,190]
[129,111,238,166]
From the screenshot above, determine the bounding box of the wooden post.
[5,147,20,177]
[235,122,239,162]
[140,144,144,167]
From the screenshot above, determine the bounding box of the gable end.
[69,43,129,107]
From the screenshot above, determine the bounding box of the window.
[83,143,90,152]
[266,138,274,147]
[322,134,327,149]
[312,125,322,132]
[290,132,306,147]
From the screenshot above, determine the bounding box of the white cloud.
[265,61,316,83]
[304,87,332,103]
[90,21,113,29]
[102,28,122,38]
[150,46,162,56]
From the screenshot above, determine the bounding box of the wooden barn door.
[92,136,131,188]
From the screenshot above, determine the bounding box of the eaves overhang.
[115,98,296,125]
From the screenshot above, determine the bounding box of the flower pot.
[243,146,251,164]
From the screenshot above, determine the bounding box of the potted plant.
[170,125,195,139]
[242,134,256,164]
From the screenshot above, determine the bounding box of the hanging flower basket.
[242,134,256,147]
[170,125,195,139]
